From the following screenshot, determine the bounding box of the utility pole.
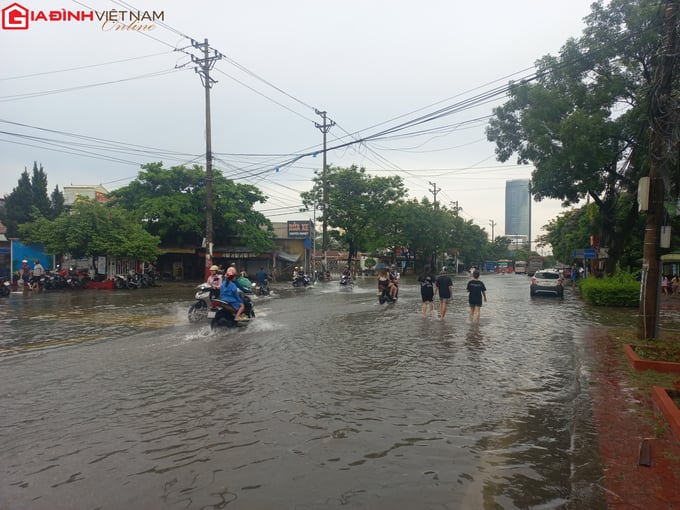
[315,109,335,273]
[191,38,223,279]
[639,0,678,340]
[429,181,441,205]
[450,200,460,216]
[489,219,496,241]
[527,181,532,253]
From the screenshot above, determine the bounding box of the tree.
[19,198,160,261]
[0,163,64,237]
[300,165,406,266]
[1,170,32,237]
[449,215,490,268]
[49,185,65,220]
[537,208,593,265]
[110,162,274,254]
[486,0,675,272]
[30,162,51,218]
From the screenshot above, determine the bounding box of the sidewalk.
[587,315,680,508]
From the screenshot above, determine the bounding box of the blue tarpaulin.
[10,240,54,271]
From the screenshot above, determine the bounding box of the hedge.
[579,272,640,307]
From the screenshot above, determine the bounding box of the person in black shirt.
[466,269,487,322]
[434,267,453,319]
[417,265,435,318]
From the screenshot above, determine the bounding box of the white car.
[530,270,564,297]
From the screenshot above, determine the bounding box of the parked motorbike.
[66,269,82,289]
[208,294,255,329]
[188,283,218,323]
[113,274,128,289]
[1,277,10,297]
[126,271,143,289]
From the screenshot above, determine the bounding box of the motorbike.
[292,273,311,287]
[339,274,353,287]
[1,277,10,297]
[208,293,255,329]
[378,284,398,304]
[113,274,128,289]
[256,278,271,297]
[188,283,218,323]
[316,270,332,281]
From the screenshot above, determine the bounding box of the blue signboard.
[573,248,597,259]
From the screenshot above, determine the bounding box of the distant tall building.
[505,179,530,246]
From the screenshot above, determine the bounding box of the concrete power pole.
[639,0,678,339]
[429,181,441,205]
[191,38,223,279]
[489,219,496,241]
[315,109,335,273]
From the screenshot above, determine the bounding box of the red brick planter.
[623,343,680,373]
[653,387,680,441]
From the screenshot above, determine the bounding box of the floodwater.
[0,274,638,509]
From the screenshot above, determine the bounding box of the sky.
[0,0,598,252]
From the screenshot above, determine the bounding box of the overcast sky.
[1,0,597,250]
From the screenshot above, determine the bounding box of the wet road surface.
[0,274,638,509]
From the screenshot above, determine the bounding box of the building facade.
[505,179,530,244]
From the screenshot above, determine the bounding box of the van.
[515,260,527,274]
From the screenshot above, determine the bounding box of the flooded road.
[0,274,636,509]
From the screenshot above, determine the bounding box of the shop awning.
[275,251,300,263]
[661,252,680,262]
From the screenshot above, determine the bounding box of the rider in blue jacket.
[220,267,247,321]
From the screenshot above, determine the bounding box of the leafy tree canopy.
[110,162,274,254]
[301,165,406,265]
[19,198,160,261]
[485,0,674,271]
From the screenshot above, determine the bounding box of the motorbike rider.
[341,265,352,284]
[255,267,268,285]
[237,271,254,293]
[206,265,223,298]
[377,268,391,298]
[388,264,399,299]
[220,267,248,321]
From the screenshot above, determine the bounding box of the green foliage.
[486,0,671,271]
[538,207,593,264]
[579,272,640,307]
[110,162,274,253]
[301,165,406,263]
[19,199,160,261]
[0,163,65,236]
